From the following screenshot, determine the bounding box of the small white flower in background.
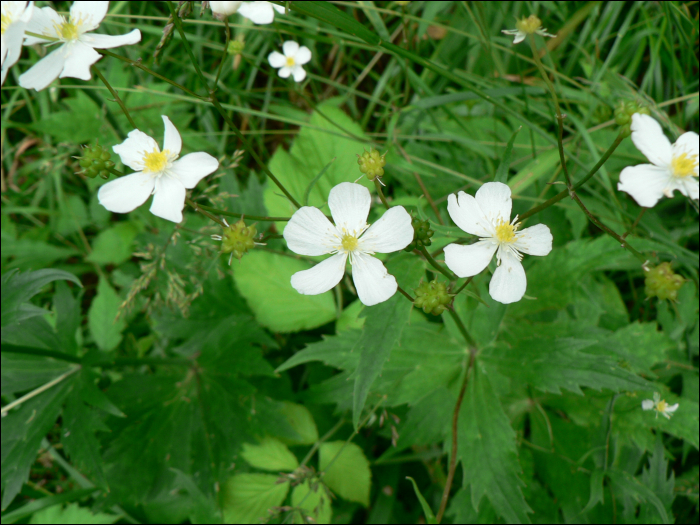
[618,113,698,208]
[268,41,311,82]
[18,1,141,91]
[443,182,552,304]
[98,115,219,223]
[502,15,555,44]
[283,182,414,306]
[642,392,679,420]
[1,1,33,85]
[211,1,284,24]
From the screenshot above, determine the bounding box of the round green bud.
[220,219,258,261]
[644,262,684,301]
[404,214,434,252]
[75,142,114,179]
[615,101,651,138]
[413,279,453,316]
[357,148,387,181]
[227,40,245,55]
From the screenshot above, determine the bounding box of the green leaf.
[28,503,120,524]
[582,470,606,513]
[640,436,675,522]
[0,489,99,524]
[493,127,521,183]
[278,402,319,446]
[88,278,126,352]
[86,223,140,266]
[608,469,671,524]
[291,481,332,524]
[221,473,289,524]
[241,437,299,472]
[508,148,562,195]
[319,441,371,506]
[303,157,336,206]
[54,281,80,356]
[0,353,75,396]
[288,2,380,45]
[406,477,437,524]
[457,364,531,523]
[1,238,79,271]
[232,250,336,333]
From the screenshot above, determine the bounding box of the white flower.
[443,182,552,304]
[98,115,219,223]
[502,15,555,44]
[642,392,679,420]
[268,41,311,82]
[210,1,243,17]
[618,113,699,208]
[18,1,141,91]
[212,1,284,24]
[283,182,414,306]
[1,1,33,85]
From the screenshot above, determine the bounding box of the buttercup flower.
[1,1,33,85]
[18,1,141,91]
[444,182,552,304]
[268,41,311,82]
[502,15,555,44]
[618,113,698,208]
[211,1,284,24]
[98,115,219,223]
[283,182,413,306]
[642,392,679,420]
[210,1,243,17]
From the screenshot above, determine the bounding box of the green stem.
[185,197,227,227]
[419,245,456,280]
[374,179,390,209]
[452,277,473,296]
[92,66,137,129]
[397,285,415,302]
[165,1,209,90]
[194,203,291,222]
[214,18,230,88]
[447,309,477,348]
[622,208,647,239]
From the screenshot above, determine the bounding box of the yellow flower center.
[656,400,667,413]
[515,15,542,35]
[143,148,170,173]
[286,56,296,67]
[1,13,12,35]
[341,233,358,252]
[495,219,516,243]
[60,20,79,40]
[671,152,698,178]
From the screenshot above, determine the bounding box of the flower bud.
[75,142,115,179]
[220,219,258,261]
[644,262,684,301]
[413,279,453,316]
[515,15,543,35]
[404,214,434,252]
[614,101,651,137]
[227,39,245,55]
[357,148,386,181]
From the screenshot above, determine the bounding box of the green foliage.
[319,442,372,507]
[221,473,289,524]
[241,437,299,472]
[87,278,126,352]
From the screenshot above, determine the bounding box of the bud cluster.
[414,279,452,316]
[220,219,257,261]
[404,215,434,252]
[644,262,684,301]
[76,143,115,179]
[357,148,386,181]
[614,102,651,138]
[227,40,245,55]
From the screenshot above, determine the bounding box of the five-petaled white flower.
[18,1,140,91]
[268,41,311,82]
[618,113,698,208]
[502,15,555,44]
[642,392,679,420]
[443,182,552,304]
[98,115,219,223]
[1,1,33,85]
[211,1,284,24]
[283,182,413,306]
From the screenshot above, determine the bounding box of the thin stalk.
[300,418,345,468]
[214,18,230,88]
[419,245,456,280]
[452,277,473,296]
[622,208,647,239]
[447,309,477,348]
[194,203,291,222]
[92,66,137,129]
[397,285,414,302]
[374,179,390,209]
[185,197,227,227]
[1,367,80,415]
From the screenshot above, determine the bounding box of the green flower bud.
[614,101,651,138]
[227,40,245,55]
[413,279,453,316]
[404,214,434,252]
[357,148,386,181]
[217,219,258,263]
[75,142,115,179]
[644,262,684,301]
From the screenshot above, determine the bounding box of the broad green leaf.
[28,503,119,524]
[640,436,675,523]
[458,364,531,523]
[276,330,361,373]
[592,322,674,374]
[56,195,90,237]
[406,477,437,524]
[221,474,289,524]
[1,238,79,271]
[241,437,299,472]
[0,489,99,524]
[494,127,521,183]
[582,470,605,513]
[0,353,74,396]
[291,481,332,524]
[86,223,140,266]
[389,388,453,454]
[278,402,319,446]
[88,278,126,352]
[54,281,80,356]
[288,2,380,45]
[319,441,371,506]
[232,250,336,333]
[608,469,671,524]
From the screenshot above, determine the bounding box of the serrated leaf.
[608,469,671,524]
[276,330,360,373]
[0,488,99,524]
[88,278,126,352]
[86,223,140,266]
[406,477,437,524]
[319,441,371,506]
[582,469,606,514]
[28,502,120,524]
[291,481,332,524]
[0,353,75,396]
[54,281,80,356]
[279,402,318,446]
[241,437,299,472]
[221,474,289,524]
[640,436,675,522]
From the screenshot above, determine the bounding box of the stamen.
[285,56,295,67]
[142,148,170,173]
[671,152,698,178]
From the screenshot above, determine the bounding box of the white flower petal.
[284,207,337,256]
[278,66,292,78]
[271,3,286,14]
[24,6,62,44]
[475,182,512,223]
[489,252,526,304]
[161,115,182,157]
[170,152,218,189]
[210,1,243,16]
[641,399,654,411]
[85,29,141,49]
[447,192,491,237]
[444,242,496,278]
[631,114,673,168]
[618,164,672,208]
[513,32,526,44]
[283,40,300,57]
[513,223,552,256]
[59,41,100,81]
[351,253,397,306]
[292,65,306,82]
[359,206,413,253]
[268,50,286,68]
[673,131,699,165]
[290,252,347,296]
[71,0,109,32]
[0,64,8,86]
[98,171,155,214]
[1,21,26,85]
[295,46,312,65]
[150,177,186,223]
[328,182,371,234]
[665,403,679,415]
[238,1,274,24]
[113,129,159,172]
[677,176,699,201]
[18,47,67,90]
